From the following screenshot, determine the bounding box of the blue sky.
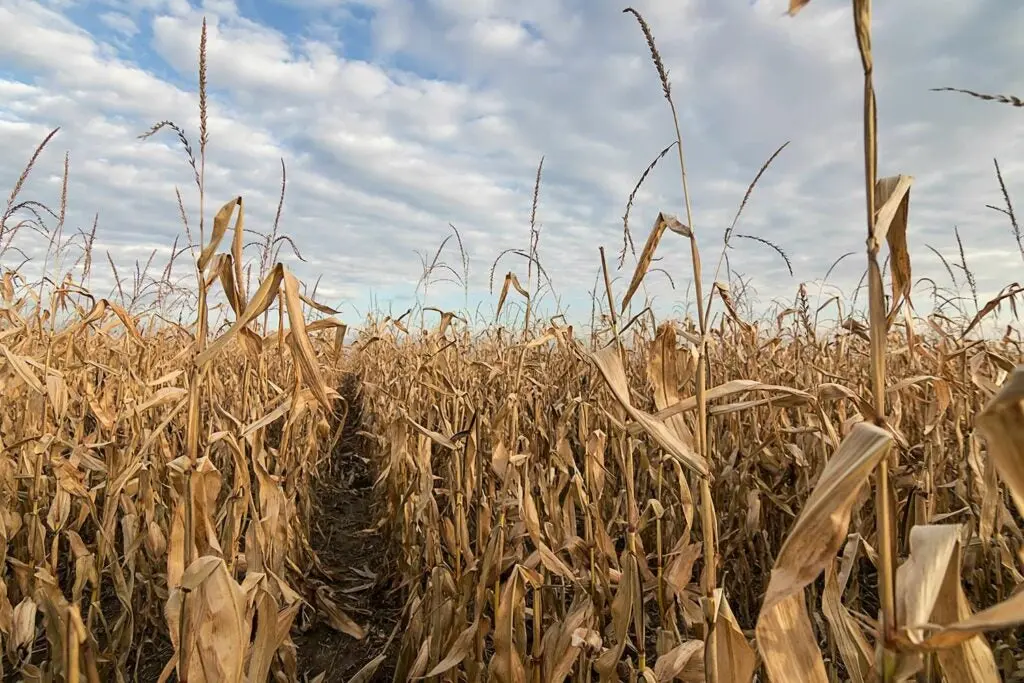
[1,0,1023,331]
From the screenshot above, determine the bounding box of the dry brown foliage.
[0,196,357,681]
[352,304,1024,681]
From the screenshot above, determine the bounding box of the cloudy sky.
[1,0,1022,330]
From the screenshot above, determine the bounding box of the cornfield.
[2,0,1024,681]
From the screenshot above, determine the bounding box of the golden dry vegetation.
[2,0,1024,682]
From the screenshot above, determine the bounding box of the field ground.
[292,377,400,682]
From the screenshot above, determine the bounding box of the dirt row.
[294,377,400,682]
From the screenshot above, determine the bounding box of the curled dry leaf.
[621,213,690,315]
[316,585,366,640]
[591,344,709,478]
[496,272,529,319]
[541,597,595,682]
[787,0,812,16]
[1,346,44,394]
[822,559,874,683]
[647,321,697,448]
[247,588,302,683]
[874,175,914,320]
[198,196,243,274]
[7,597,37,664]
[892,523,1000,682]
[636,379,812,430]
[345,653,387,683]
[425,620,478,677]
[756,422,893,682]
[164,556,248,683]
[653,639,703,682]
[489,566,528,683]
[281,268,333,410]
[595,552,637,680]
[195,263,285,367]
[976,365,1024,519]
[706,589,756,683]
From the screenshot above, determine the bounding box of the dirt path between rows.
[294,375,401,682]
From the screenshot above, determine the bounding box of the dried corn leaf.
[654,639,704,682]
[788,0,811,16]
[426,620,478,676]
[195,263,285,367]
[1,345,44,394]
[165,556,248,683]
[316,585,365,640]
[707,589,756,683]
[490,567,527,683]
[639,379,812,429]
[247,589,301,683]
[496,272,528,319]
[875,175,914,321]
[895,524,999,681]
[198,196,242,273]
[282,268,333,410]
[135,386,187,415]
[622,213,679,314]
[647,322,696,448]
[976,365,1024,519]
[542,597,594,682]
[822,560,874,683]
[591,344,709,478]
[71,298,144,342]
[596,553,637,680]
[756,422,893,682]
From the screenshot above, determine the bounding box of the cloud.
[1,0,1022,331]
[99,11,140,36]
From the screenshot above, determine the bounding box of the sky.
[1,0,1022,331]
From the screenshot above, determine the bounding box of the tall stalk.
[850,0,897,676]
[623,8,719,681]
[523,157,544,340]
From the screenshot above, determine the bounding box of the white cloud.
[465,18,528,51]
[1,0,1022,332]
[99,11,140,36]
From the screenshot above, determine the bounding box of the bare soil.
[293,375,400,682]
